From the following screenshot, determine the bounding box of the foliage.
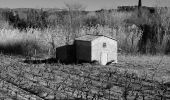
[0,7,169,55]
[0,28,66,57]
[126,7,170,54]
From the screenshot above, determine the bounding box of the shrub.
[124,7,170,54]
[0,27,67,57]
[0,7,170,55]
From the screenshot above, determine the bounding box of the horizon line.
[0,5,169,12]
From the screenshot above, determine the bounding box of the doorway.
[100,52,108,65]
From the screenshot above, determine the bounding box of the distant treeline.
[0,8,116,30]
[0,7,167,29]
[117,6,161,12]
[0,8,67,29]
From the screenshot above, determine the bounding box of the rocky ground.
[0,54,170,100]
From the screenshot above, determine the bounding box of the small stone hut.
[75,34,117,65]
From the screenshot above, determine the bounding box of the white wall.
[91,36,117,64]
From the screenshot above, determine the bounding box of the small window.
[103,43,106,48]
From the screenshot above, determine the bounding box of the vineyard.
[0,54,170,100]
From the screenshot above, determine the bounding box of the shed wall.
[75,41,91,62]
[91,37,117,63]
[56,45,76,63]
[56,46,67,61]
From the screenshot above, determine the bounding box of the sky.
[0,0,169,11]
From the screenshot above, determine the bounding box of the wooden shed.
[75,34,117,65]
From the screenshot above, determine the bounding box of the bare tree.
[64,1,86,44]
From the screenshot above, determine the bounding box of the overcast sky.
[0,0,169,11]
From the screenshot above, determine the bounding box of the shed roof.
[75,34,116,41]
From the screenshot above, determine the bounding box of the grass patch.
[118,54,170,82]
[0,28,66,57]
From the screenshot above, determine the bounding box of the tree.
[64,1,86,44]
